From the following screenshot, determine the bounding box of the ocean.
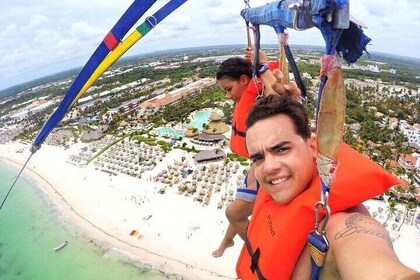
[0,160,171,280]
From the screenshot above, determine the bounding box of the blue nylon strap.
[152,0,187,24]
[31,0,188,152]
[310,258,323,280]
[308,232,329,280]
[31,0,158,151]
[252,25,261,78]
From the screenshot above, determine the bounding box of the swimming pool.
[153,110,217,138]
[154,127,184,138]
[187,111,211,130]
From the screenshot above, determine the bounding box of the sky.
[1,0,419,91]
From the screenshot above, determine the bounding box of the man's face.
[246,114,317,204]
[217,75,248,103]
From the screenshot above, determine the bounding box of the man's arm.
[326,205,419,280]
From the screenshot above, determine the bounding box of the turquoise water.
[187,111,211,130]
[154,127,184,138]
[0,160,170,280]
[153,111,211,138]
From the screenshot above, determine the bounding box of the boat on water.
[53,241,68,251]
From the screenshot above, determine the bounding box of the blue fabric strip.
[240,0,371,64]
[237,188,258,195]
[32,0,158,151]
[308,233,329,280]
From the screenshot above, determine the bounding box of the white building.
[402,123,420,149]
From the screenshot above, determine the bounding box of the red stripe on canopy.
[104,32,119,51]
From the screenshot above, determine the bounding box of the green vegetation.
[227,153,248,162]
[1,46,418,187]
[132,135,158,146]
[87,137,124,165]
[149,87,226,124]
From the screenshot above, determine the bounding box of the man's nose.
[262,154,280,174]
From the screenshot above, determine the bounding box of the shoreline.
[0,142,240,279]
[1,141,419,276]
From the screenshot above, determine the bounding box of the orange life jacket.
[230,61,279,158]
[236,143,400,279]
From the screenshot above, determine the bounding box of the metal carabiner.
[252,76,264,100]
[313,197,331,236]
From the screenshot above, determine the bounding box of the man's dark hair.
[216,57,253,81]
[245,94,310,139]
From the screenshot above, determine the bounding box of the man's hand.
[264,69,301,102]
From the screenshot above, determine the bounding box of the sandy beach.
[0,141,243,279]
[1,140,419,278]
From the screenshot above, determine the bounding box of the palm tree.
[383,199,398,226]
[393,185,406,200]
[398,201,416,232]
[406,183,419,226]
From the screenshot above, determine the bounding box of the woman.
[212,49,280,257]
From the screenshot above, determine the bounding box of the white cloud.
[0,0,419,90]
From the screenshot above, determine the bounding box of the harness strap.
[244,238,267,280]
[308,232,329,280]
[232,123,246,138]
[244,0,252,47]
[284,44,307,101]
[252,24,261,78]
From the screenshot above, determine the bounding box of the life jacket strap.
[232,123,246,138]
[308,232,329,280]
[245,238,267,280]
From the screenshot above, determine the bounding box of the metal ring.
[146,16,158,28]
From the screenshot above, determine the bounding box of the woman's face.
[217,75,250,103]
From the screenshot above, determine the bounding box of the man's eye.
[252,157,262,163]
[276,147,290,153]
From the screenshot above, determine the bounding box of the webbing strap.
[308,232,329,280]
[244,238,267,280]
[252,25,261,78]
[232,123,246,138]
[284,44,307,100]
[31,0,158,150]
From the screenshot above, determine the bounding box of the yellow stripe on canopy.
[72,30,144,106]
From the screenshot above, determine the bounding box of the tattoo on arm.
[334,214,392,248]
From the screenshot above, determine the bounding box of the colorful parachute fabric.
[31,0,188,153]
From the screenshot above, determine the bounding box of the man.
[236,94,419,279]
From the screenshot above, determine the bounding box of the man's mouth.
[270,176,290,185]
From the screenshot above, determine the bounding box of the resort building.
[139,78,216,109]
[402,124,420,149]
[193,112,229,145]
[398,153,417,172]
[202,112,229,135]
[193,149,226,164]
[184,126,199,138]
[80,130,104,141]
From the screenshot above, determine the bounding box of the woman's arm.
[245,47,301,101]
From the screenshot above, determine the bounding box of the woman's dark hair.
[216,57,253,81]
[245,94,310,139]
